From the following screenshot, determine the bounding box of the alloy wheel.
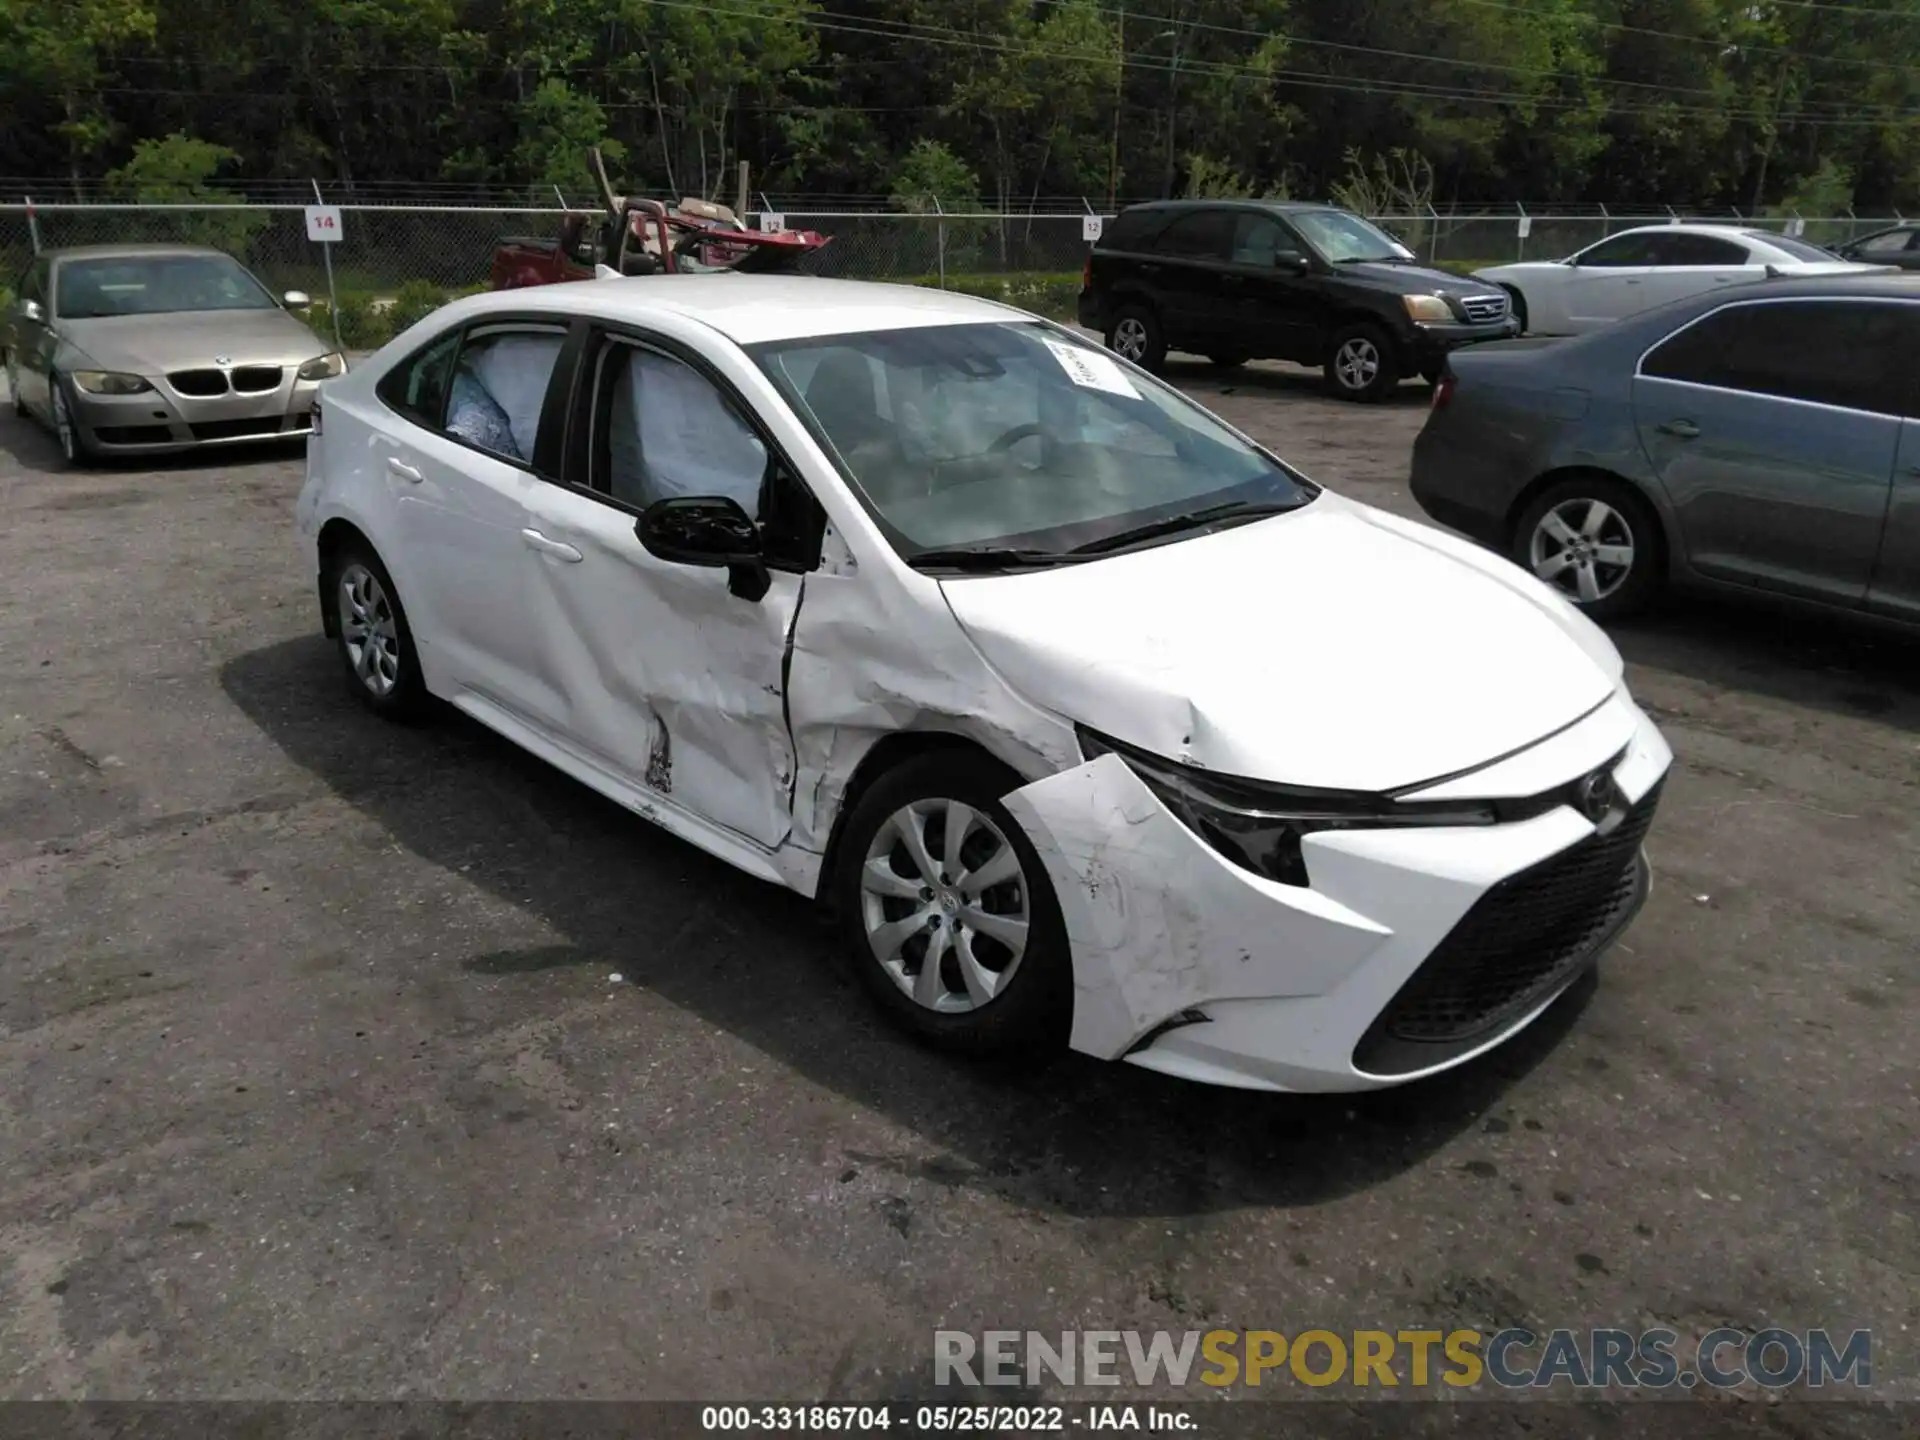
[1111,317,1149,362]
[1334,336,1381,391]
[338,561,403,697]
[1529,498,1636,604]
[860,798,1031,1014]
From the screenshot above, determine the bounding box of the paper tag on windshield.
[1042,338,1139,398]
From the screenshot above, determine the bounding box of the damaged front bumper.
[1002,691,1671,1092]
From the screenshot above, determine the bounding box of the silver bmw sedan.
[3,244,345,464]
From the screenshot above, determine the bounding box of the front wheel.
[50,377,90,466]
[833,752,1071,1056]
[1513,475,1664,621]
[1324,323,1400,403]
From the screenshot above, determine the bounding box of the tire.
[1208,353,1249,369]
[1512,474,1664,621]
[833,751,1072,1056]
[1106,304,1167,373]
[1324,322,1400,403]
[1499,284,1528,335]
[50,375,91,466]
[324,538,430,719]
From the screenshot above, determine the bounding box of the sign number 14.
[304,205,343,244]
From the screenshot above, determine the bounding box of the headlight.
[70,370,151,395]
[298,352,346,381]
[1078,727,1496,887]
[1401,294,1454,323]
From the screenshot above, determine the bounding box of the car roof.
[456,275,1032,346]
[43,243,234,262]
[1606,222,1777,242]
[1114,199,1350,218]
[1684,271,1920,302]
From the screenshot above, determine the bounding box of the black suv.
[1077,200,1519,401]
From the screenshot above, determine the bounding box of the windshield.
[1290,210,1416,263]
[752,321,1316,562]
[1751,231,1841,263]
[56,254,278,319]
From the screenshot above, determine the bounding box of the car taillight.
[1431,375,1456,412]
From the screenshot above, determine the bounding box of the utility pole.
[1107,1,1125,212]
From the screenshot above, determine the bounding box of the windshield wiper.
[907,545,1072,572]
[1067,499,1302,556]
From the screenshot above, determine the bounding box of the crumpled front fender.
[1002,753,1393,1061]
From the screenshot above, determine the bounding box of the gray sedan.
[3,244,344,464]
[1410,274,1920,628]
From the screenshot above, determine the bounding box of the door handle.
[1656,418,1701,439]
[386,457,423,483]
[521,528,583,563]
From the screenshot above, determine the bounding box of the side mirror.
[635,494,770,601]
[1273,251,1309,273]
[282,290,311,309]
[21,299,45,323]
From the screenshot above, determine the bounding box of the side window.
[444,324,566,464]
[1153,210,1233,261]
[591,338,824,567]
[1658,234,1749,266]
[1230,214,1298,266]
[1858,230,1915,255]
[1576,232,1661,267]
[1643,301,1912,416]
[376,330,461,428]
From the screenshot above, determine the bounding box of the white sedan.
[295,276,1672,1092]
[1474,223,1880,336]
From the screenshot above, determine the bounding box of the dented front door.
[515,480,800,849]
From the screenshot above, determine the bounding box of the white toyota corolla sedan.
[295,275,1672,1092]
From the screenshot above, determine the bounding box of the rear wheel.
[1513,474,1664,621]
[1106,305,1167,373]
[1324,323,1399,403]
[833,752,1071,1056]
[326,539,430,719]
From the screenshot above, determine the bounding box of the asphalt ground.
[0,357,1914,1421]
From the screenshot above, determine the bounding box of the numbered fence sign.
[759,213,786,234]
[1517,215,1533,239]
[1082,214,1105,243]
[305,205,343,243]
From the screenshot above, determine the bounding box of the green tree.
[105,131,268,252]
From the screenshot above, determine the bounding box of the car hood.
[938,494,1622,793]
[1338,259,1504,297]
[58,309,325,376]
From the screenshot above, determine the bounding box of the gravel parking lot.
[0,357,1914,1413]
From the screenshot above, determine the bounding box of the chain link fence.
[2,202,1907,304]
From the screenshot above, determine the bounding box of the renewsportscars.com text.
[934,1327,1873,1391]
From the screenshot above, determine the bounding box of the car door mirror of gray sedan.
[282,290,312,309]
[635,494,771,602]
[20,299,44,323]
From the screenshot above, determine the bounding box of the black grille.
[1355,780,1663,1076]
[1460,293,1509,324]
[94,424,175,445]
[230,365,283,392]
[190,416,287,441]
[169,369,227,397]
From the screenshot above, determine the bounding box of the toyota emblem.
[1576,770,1614,823]
[213,354,231,367]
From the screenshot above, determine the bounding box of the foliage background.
[3,0,1919,212]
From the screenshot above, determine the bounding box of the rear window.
[1103,208,1171,252]
[1752,232,1840,263]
